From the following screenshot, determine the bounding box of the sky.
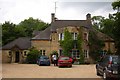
[0,0,117,24]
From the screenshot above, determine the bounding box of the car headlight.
[113,71,118,74]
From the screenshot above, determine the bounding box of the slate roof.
[2,37,31,50]
[32,30,41,36]
[32,27,51,40]
[90,28,114,41]
[32,20,92,40]
[50,20,91,31]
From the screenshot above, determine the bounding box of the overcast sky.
[0,0,117,24]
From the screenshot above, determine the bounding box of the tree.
[112,1,120,54]
[2,18,49,46]
[26,47,40,64]
[101,18,114,38]
[60,28,74,57]
[112,0,120,12]
[0,23,2,46]
[113,12,120,54]
[89,29,105,61]
[92,15,115,38]
[2,21,17,45]
[92,16,105,30]
[17,17,49,37]
[77,27,84,63]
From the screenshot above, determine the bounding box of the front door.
[15,51,19,63]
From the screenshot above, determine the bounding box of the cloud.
[0,0,116,24]
[0,0,57,24]
[56,2,115,20]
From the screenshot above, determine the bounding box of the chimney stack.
[86,13,91,20]
[51,13,55,23]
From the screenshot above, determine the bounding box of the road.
[2,64,102,79]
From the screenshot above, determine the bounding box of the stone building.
[31,13,92,60]
[1,13,115,63]
[2,37,31,63]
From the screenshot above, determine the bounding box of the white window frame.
[84,50,89,58]
[62,33,64,40]
[39,50,46,55]
[74,33,77,40]
[71,49,80,59]
[59,33,64,40]
[72,33,77,40]
[59,34,61,40]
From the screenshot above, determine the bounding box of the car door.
[97,57,104,74]
[101,56,110,74]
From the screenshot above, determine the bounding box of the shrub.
[26,49,39,64]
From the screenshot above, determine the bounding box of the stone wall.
[31,26,90,57]
[31,40,51,56]
[2,50,29,63]
[2,50,11,63]
[103,42,115,53]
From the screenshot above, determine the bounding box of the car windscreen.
[40,56,49,59]
[111,56,120,64]
[60,57,70,60]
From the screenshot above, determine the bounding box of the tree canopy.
[92,15,115,38]
[17,17,49,37]
[60,28,74,57]
[112,1,120,54]
[2,21,18,46]
[2,17,49,46]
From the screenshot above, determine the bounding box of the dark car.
[58,56,72,68]
[96,55,120,80]
[37,56,50,66]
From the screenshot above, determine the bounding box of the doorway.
[15,51,20,63]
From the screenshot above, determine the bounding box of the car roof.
[59,56,69,58]
[103,55,119,59]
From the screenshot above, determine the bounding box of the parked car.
[96,55,120,80]
[58,56,72,68]
[37,55,50,66]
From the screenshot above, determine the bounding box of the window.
[71,49,80,59]
[74,33,77,40]
[24,51,27,56]
[71,33,77,40]
[59,49,63,56]
[59,33,64,40]
[40,50,46,55]
[8,51,12,56]
[84,50,89,58]
[84,33,88,41]
[40,50,42,54]
[43,50,45,55]
[71,33,74,39]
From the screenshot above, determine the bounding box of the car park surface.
[2,63,102,79]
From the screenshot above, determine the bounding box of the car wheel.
[58,66,61,68]
[96,69,100,76]
[47,64,50,66]
[103,70,109,80]
[69,65,72,68]
[38,63,41,66]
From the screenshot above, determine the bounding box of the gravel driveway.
[2,64,102,79]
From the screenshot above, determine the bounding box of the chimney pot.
[86,13,91,20]
[51,13,55,23]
